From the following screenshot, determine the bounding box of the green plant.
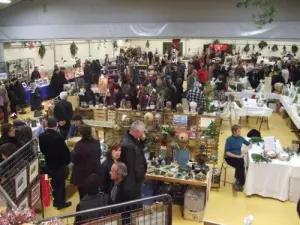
[258,41,268,50]
[213,39,220,44]
[249,137,264,145]
[113,40,118,50]
[236,0,276,28]
[251,153,272,163]
[291,45,299,54]
[203,121,217,138]
[146,40,150,48]
[38,43,46,59]
[243,44,250,53]
[70,42,78,57]
[229,84,237,90]
[271,44,278,52]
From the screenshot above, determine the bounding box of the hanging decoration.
[113,40,118,50]
[146,40,150,49]
[38,43,46,59]
[271,44,278,52]
[29,41,35,49]
[213,44,229,52]
[172,39,181,50]
[70,42,78,57]
[243,44,250,53]
[236,0,276,28]
[282,45,287,55]
[258,41,268,50]
[291,45,299,54]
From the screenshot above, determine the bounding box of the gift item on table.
[264,136,276,151]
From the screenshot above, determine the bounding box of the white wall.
[3,39,300,71]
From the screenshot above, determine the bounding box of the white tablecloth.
[245,140,293,201]
[241,98,273,117]
[289,156,300,202]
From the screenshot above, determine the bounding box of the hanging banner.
[213,44,229,52]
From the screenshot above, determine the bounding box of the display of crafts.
[249,137,264,146]
[251,153,272,163]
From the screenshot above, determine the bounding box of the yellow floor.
[20,104,298,224]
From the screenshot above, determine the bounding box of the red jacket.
[197,69,209,83]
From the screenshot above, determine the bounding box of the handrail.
[37,194,172,224]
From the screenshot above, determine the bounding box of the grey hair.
[130,120,145,132]
[115,162,127,177]
[59,91,68,100]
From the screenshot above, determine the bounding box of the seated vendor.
[225,124,251,192]
[67,115,84,139]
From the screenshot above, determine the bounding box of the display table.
[288,156,300,202]
[25,84,53,104]
[241,98,273,117]
[244,139,292,201]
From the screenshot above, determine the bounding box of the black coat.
[99,158,114,194]
[120,131,147,184]
[13,81,26,105]
[39,129,71,171]
[113,91,125,108]
[31,71,41,81]
[54,99,73,122]
[31,87,42,111]
[113,175,135,204]
[70,139,101,187]
[84,66,94,85]
[50,71,67,98]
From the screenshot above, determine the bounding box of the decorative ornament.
[213,39,220,44]
[243,44,250,53]
[144,112,154,123]
[176,103,184,113]
[178,132,189,142]
[113,40,118,50]
[38,43,46,59]
[199,144,206,153]
[291,45,299,54]
[70,42,78,57]
[258,41,268,50]
[271,44,278,52]
[146,40,150,49]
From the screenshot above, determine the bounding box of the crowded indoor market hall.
[0,0,300,224]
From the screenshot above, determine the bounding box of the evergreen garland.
[213,39,220,44]
[243,44,250,53]
[146,40,150,48]
[251,153,272,163]
[291,45,299,54]
[258,41,268,50]
[113,41,118,50]
[70,42,78,57]
[271,44,278,52]
[38,43,46,59]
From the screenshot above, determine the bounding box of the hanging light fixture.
[0,0,11,3]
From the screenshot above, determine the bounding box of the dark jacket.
[31,70,41,81]
[0,136,21,148]
[39,129,71,171]
[113,175,135,204]
[31,87,42,111]
[50,71,67,98]
[120,131,147,184]
[113,91,125,108]
[80,90,95,105]
[75,193,109,225]
[99,158,114,194]
[71,139,101,187]
[67,124,81,139]
[54,99,73,122]
[13,81,26,105]
[84,66,94,85]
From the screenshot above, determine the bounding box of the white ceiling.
[0,0,23,10]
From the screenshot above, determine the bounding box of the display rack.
[0,61,8,80]
[6,58,35,83]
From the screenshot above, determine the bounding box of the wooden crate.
[68,96,79,111]
[93,108,107,121]
[164,112,174,124]
[107,110,116,121]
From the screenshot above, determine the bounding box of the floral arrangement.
[38,43,46,59]
[251,153,272,163]
[0,209,36,225]
[271,44,278,52]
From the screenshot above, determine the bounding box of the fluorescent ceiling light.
[0,0,11,3]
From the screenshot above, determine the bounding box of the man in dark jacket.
[54,92,73,139]
[31,67,41,82]
[50,67,67,98]
[120,120,147,199]
[12,78,26,114]
[84,61,94,85]
[39,117,72,210]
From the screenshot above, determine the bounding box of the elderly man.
[110,162,134,204]
[120,120,147,199]
[54,92,73,139]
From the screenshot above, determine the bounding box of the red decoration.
[213,44,228,52]
[41,174,50,207]
[172,39,181,50]
[29,41,35,49]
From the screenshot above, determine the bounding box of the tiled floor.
[19,104,298,224]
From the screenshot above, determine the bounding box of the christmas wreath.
[258,41,268,50]
[271,44,278,52]
[113,40,118,50]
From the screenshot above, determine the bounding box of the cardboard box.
[183,208,205,222]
